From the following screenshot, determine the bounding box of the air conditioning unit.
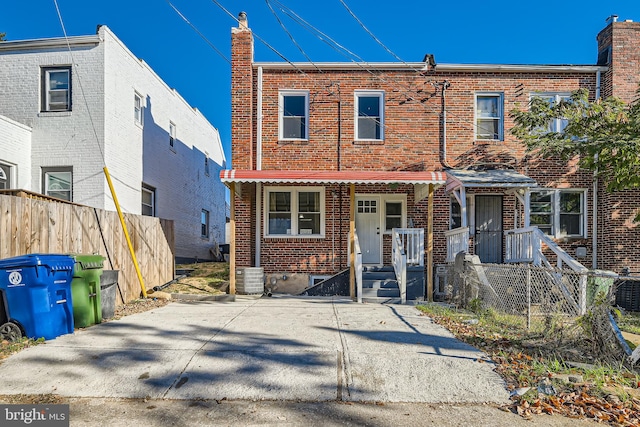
[434,264,450,301]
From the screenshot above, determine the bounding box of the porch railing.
[392,231,407,304]
[444,227,470,262]
[505,226,589,314]
[392,228,425,266]
[354,231,363,303]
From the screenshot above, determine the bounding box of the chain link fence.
[437,257,640,366]
[441,258,623,322]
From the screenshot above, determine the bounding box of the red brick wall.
[231,19,640,276]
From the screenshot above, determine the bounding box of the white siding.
[0,27,227,260]
[0,115,32,189]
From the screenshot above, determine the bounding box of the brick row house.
[223,14,640,299]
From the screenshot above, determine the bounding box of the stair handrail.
[354,231,363,303]
[505,226,589,314]
[392,229,407,304]
[392,228,425,266]
[444,227,470,262]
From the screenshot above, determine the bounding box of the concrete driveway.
[0,296,509,404]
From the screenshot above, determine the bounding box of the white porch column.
[523,188,531,228]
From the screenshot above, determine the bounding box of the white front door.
[355,196,382,264]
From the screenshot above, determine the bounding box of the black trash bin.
[100,270,119,319]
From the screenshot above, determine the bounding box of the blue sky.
[3,1,640,166]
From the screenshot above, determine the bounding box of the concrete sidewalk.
[0,296,509,404]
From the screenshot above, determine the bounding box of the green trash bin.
[69,254,105,328]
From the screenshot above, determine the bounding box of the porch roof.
[220,169,447,185]
[445,169,537,192]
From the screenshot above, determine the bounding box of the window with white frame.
[355,91,384,141]
[142,184,155,216]
[383,196,406,232]
[450,196,474,231]
[134,92,143,124]
[0,163,10,190]
[475,93,503,140]
[169,122,176,148]
[204,156,210,176]
[530,189,586,238]
[265,187,324,237]
[279,91,308,140]
[201,209,210,238]
[530,92,571,133]
[41,67,71,112]
[42,167,72,201]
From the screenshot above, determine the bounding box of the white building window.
[355,91,384,141]
[475,93,503,140]
[265,187,324,237]
[279,91,308,140]
[169,122,176,148]
[134,92,143,124]
[204,156,210,176]
[142,184,155,216]
[42,67,71,112]
[530,189,586,238]
[531,92,572,133]
[43,167,72,201]
[0,164,11,190]
[201,209,210,238]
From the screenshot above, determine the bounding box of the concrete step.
[362,279,398,289]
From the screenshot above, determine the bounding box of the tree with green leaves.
[511,88,640,193]
[0,33,5,41]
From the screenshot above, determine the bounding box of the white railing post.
[444,227,470,262]
[392,229,408,304]
[354,232,363,303]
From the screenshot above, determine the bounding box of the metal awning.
[445,169,537,193]
[221,169,446,185]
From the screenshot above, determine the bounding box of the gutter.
[0,35,101,51]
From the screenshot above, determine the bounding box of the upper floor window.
[265,187,324,237]
[530,189,586,238]
[531,93,571,133]
[142,184,155,216]
[201,209,210,238]
[41,67,71,112]
[134,92,143,124]
[279,91,308,140]
[169,122,176,148]
[355,91,384,141]
[475,93,503,140]
[204,155,210,176]
[42,167,72,201]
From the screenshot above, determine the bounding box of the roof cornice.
[253,61,608,73]
[0,35,101,52]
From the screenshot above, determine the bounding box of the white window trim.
[43,67,71,112]
[475,92,504,141]
[134,91,144,126]
[201,209,210,238]
[169,121,176,150]
[264,186,325,238]
[530,188,587,239]
[450,195,475,235]
[278,90,309,141]
[354,90,385,141]
[529,92,572,133]
[382,194,407,234]
[141,184,155,217]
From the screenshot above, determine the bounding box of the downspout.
[255,66,263,267]
[440,81,453,169]
[592,70,601,269]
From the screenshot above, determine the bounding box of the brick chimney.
[231,11,254,170]
[596,17,640,102]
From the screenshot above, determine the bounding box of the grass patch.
[164,262,229,295]
[617,311,640,335]
[0,337,45,362]
[416,302,640,424]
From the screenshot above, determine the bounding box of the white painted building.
[0,25,227,262]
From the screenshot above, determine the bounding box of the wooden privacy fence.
[0,193,175,306]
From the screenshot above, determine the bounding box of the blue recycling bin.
[0,254,75,340]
